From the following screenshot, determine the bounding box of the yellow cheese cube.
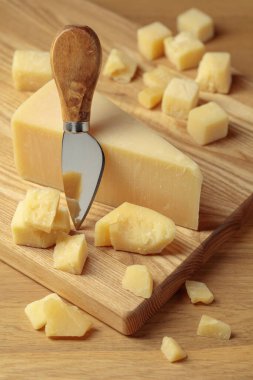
[137,22,172,60]
[53,233,88,275]
[12,50,52,91]
[187,102,229,145]
[52,206,71,233]
[177,8,214,42]
[122,264,153,298]
[196,52,232,94]
[162,77,199,119]
[138,87,163,109]
[44,298,92,337]
[103,49,137,83]
[185,280,214,304]
[164,32,205,71]
[197,315,231,340]
[25,293,61,329]
[161,336,187,363]
[143,65,173,90]
[24,188,60,233]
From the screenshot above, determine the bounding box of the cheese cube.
[161,337,187,363]
[103,49,137,83]
[197,315,231,340]
[53,233,88,275]
[162,77,199,119]
[122,264,153,298]
[164,32,205,71]
[12,50,52,91]
[52,206,71,233]
[177,8,214,42]
[95,202,176,254]
[187,102,229,145]
[44,297,92,337]
[137,22,172,60]
[185,280,214,304]
[24,188,60,233]
[196,52,232,94]
[138,87,163,109]
[143,65,173,90]
[25,293,61,329]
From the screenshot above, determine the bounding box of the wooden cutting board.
[0,1,253,335]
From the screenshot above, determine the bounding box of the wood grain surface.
[0,0,253,379]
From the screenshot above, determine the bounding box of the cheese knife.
[51,25,104,229]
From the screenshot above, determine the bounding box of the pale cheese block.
[12,50,52,91]
[177,8,214,42]
[138,87,163,109]
[185,280,214,304]
[137,22,172,60]
[143,65,173,90]
[103,49,137,83]
[161,336,187,363]
[12,80,203,229]
[122,264,153,298]
[197,315,231,340]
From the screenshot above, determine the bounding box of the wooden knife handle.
[51,25,101,123]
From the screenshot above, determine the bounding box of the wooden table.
[1,0,253,378]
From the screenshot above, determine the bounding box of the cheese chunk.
[103,49,137,83]
[187,102,229,145]
[185,280,214,304]
[53,233,88,275]
[161,337,187,363]
[12,80,203,229]
[138,87,163,109]
[162,77,199,119]
[197,315,231,340]
[25,293,61,330]
[143,65,173,90]
[12,50,52,91]
[44,297,92,337]
[164,32,205,71]
[52,206,71,233]
[177,8,214,42]
[196,52,232,94]
[122,264,153,298]
[137,22,172,60]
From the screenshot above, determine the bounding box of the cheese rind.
[138,87,163,109]
[197,315,231,340]
[177,8,214,42]
[185,280,214,304]
[103,49,137,83]
[25,293,61,329]
[161,337,187,363]
[143,65,173,90]
[137,22,172,60]
[122,264,153,298]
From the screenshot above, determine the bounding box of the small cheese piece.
[25,293,61,330]
[24,188,60,233]
[162,77,199,119]
[103,49,137,83]
[138,87,163,109]
[187,102,229,145]
[137,22,172,60]
[122,264,153,298]
[161,336,187,363]
[143,65,173,90]
[52,206,71,233]
[12,50,52,91]
[44,297,92,337]
[197,315,231,340]
[53,233,88,275]
[196,52,232,94]
[164,32,205,71]
[177,8,214,42]
[185,280,214,304]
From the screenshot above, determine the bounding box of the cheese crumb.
[177,8,214,42]
[137,22,172,60]
[197,315,231,340]
[138,87,163,109]
[161,336,187,363]
[185,280,214,304]
[143,65,173,90]
[122,264,153,298]
[103,49,137,83]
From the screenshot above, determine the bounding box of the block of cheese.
[122,264,153,298]
[187,102,229,145]
[12,80,203,229]
[161,336,187,363]
[53,233,88,275]
[103,49,137,83]
[196,52,232,94]
[197,315,231,340]
[138,87,163,109]
[137,22,172,60]
[164,32,205,71]
[25,293,61,329]
[177,8,214,42]
[143,65,173,90]
[44,297,92,337]
[162,77,199,119]
[185,280,214,304]
[12,50,52,91]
